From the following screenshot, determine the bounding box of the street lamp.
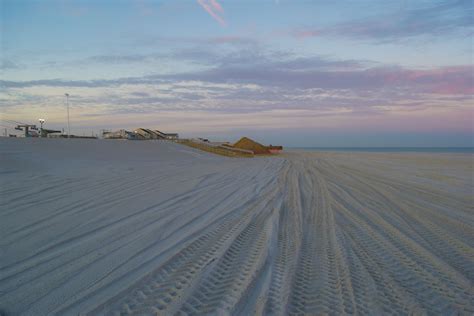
[65,93,70,138]
[39,119,45,137]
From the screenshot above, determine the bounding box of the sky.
[1,0,473,146]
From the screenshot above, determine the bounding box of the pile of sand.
[232,137,270,154]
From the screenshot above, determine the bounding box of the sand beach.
[0,138,473,315]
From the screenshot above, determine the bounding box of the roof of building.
[154,130,167,138]
[135,128,163,139]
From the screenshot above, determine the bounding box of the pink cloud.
[368,66,474,95]
[197,0,226,27]
[404,66,474,95]
[292,30,322,39]
[209,0,223,13]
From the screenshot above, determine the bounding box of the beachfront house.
[155,130,179,140]
[134,128,161,139]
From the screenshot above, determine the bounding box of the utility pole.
[65,93,70,138]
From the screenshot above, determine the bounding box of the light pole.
[39,119,45,137]
[65,93,70,138]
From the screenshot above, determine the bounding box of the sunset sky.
[1,0,473,146]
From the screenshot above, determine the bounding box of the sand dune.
[0,139,473,315]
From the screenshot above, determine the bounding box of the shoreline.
[287,146,474,154]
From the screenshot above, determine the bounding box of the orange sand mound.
[232,137,270,155]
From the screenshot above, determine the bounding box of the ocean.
[290,147,474,153]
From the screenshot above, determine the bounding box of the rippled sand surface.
[1,139,473,315]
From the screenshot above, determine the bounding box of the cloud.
[293,1,473,42]
[72,36,258,67]
[292,30,321,39]
[209,0,223,13]
[0,76,168,88]
[130,35,259,48]
[86,54,154,64]
[1,59,21,70]
[160,61,474,96]
[2,53,472,96]
[207,36,256,45]
[2,64,472,121]
[197,0,226,27]
[2,74,472,143]
[129,91,150,97]
[2,46,472,132]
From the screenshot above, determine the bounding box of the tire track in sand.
[2,143,473,315]
[88,178,281,315]
[91,153,473,315]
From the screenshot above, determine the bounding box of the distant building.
[163,133,179,140]
[155,130,179,140]
[28,130,39,137]
[103,128,179,141]
[103,129,137,140]
[41,128,62,138]
[134,128,161,139]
